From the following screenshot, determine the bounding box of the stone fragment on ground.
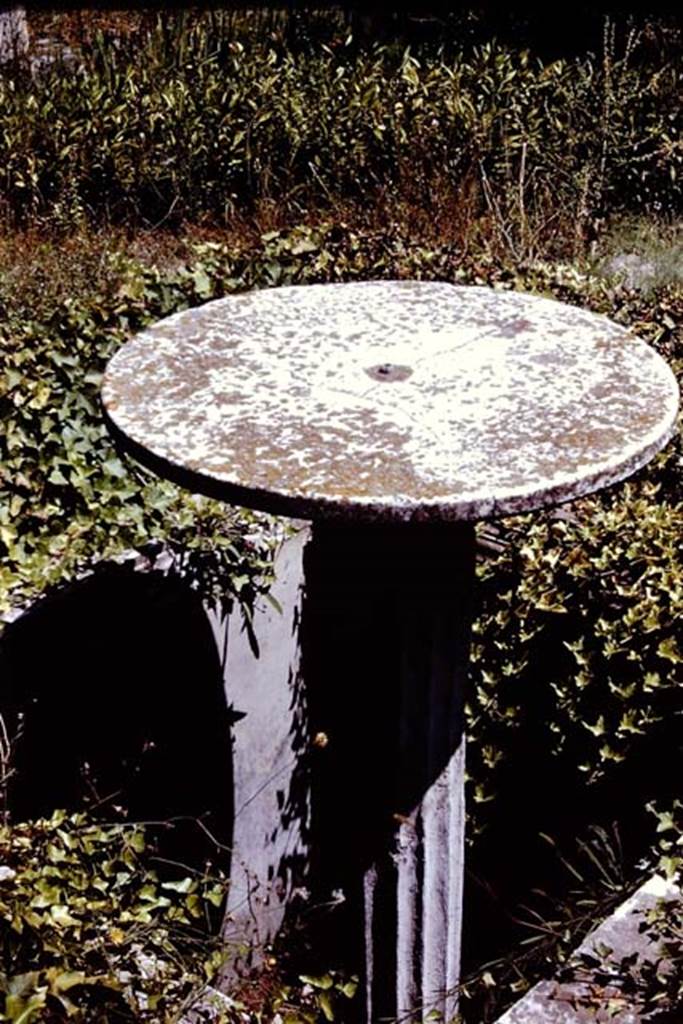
[603,253,658,291]
[496,874,681,1023]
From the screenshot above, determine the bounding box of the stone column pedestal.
[303,522,474,1023]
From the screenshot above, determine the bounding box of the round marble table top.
[102,281,679,522]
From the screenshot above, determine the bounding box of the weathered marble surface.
[102,281,679,522]
[497,874,681,1024]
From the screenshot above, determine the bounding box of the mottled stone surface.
[102,281,679,522]
[497,874,681,1024]
[603,253,658,292]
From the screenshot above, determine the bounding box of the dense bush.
[0,12,680,238]
[0,243,277,625]
[469,479,683,801]
[0,802,357,1022]
[0,810,228,1022]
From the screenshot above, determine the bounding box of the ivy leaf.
[318,990,335,1021]
[657,637,682,663]
[299,974,334,990]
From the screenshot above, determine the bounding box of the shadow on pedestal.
[300,522,475,1023]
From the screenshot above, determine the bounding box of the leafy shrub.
[469,481,683,803]
[0,801,358,1024]
[0,13,680,240]
[465,268,682,830]
[0,243,276,627]
[0,809,228,1022]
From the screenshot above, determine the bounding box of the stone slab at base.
[496,874,681,1024]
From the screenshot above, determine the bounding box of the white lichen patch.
[101,281,679,522]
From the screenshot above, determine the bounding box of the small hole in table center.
[365,363,413,383]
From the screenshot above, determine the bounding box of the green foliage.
[285,972,359,1023]
[567,903,683,1021]
[1,221,681,1024]
[463,262,683,819]
[0,13,679,236]
[469,481,683,805]
[0,243,276,630]
[1,11,679,1015]
[200,968,359,1024]
[0,809,229,1022]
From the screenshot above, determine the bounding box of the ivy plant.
[0,810,229,1023]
